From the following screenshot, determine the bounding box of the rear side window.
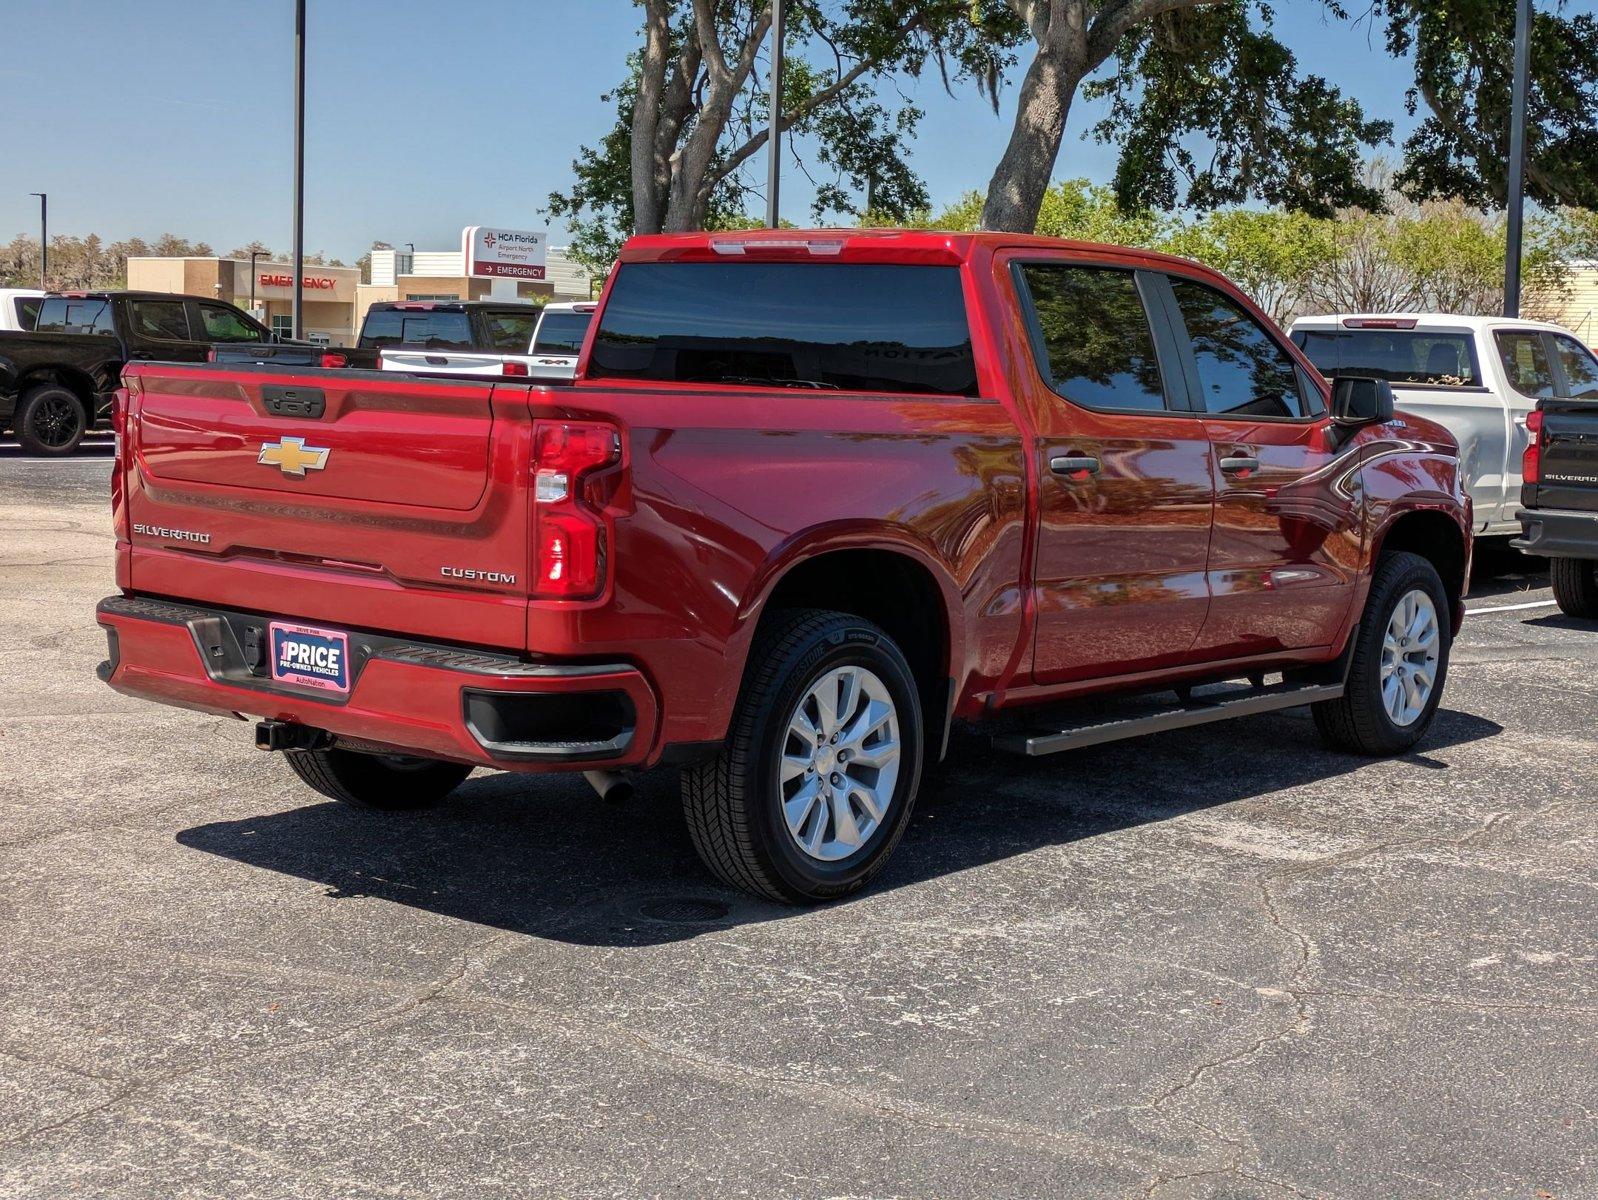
[588,262,978,396]
[198,303,263,343]
[1170,279,1304,419]
[1296,329,1480,388]
[34,297,115,337]
[1017,264,1168,413]
[131,299,191,341]
[14,297,42,329]
[1552,334,1598,399]
[360,309,474,349]
[1495,331,1556,399]
[482,310,538,351]
[534,310,592,355]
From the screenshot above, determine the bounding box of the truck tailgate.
[1536,398,1598,512]
[123,363,532,650]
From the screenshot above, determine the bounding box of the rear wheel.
[284,747,471,810]
[1550,557,1598,618]
[1314,551,1451,755]
[681,609,924,904]
[15,384,87,456]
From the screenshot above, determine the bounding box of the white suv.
[1290,314,1598,538]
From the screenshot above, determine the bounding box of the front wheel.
[15,385,87,456]
[1550,557,1598,619]
[285,747,472,810]
[1313,551,1451,755]
[681,609,924,904]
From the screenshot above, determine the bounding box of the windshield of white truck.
[360,309,474,350]
[1294,329,1481,388]
[587,262,978,396]
[533,310,592,355]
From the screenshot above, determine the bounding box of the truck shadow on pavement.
[176,705,1502,947]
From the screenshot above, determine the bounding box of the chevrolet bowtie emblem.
[258,436,330,477]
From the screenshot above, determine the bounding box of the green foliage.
[1162,209,1339,322]
[1084,3,1392,217]
[1374,0,1598,209]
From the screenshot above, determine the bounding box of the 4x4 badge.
[258,436,330,477]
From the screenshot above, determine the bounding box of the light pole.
[1504,0,1532,318]
[765,0,784,228]
[291,0,306,339]
[28,193,46,288]
[249,249,267,313]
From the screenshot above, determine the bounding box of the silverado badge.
[258,436,331,477]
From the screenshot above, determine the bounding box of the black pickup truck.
[1515,376,1598,616]
[0,291,276,454]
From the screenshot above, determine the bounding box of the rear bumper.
[95,594,660,771]
[1513,508,1598,560]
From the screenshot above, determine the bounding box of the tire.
[1313,551,1451,755]
[681,609,925,904]
[1550,557,1598,619]
[15,384,87,456]
[284,747,471,810]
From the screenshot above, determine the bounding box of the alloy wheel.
[1380,588,1440,727]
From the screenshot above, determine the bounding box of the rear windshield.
[360,309,474,349]
[1294,328,1480,388]
[534,310,592,355]
[588,262,978,396]
[481,309,538,351]
[33,297,115,337]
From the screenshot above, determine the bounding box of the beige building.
[1551,262,1598,348]
[125,257,362,345]
[354,245,596,333]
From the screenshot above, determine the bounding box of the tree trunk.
[980,47,1083,232]
[630,1,672,235]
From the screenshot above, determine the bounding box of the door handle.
[1219,455,1260,474]
[1050,454,1100,478]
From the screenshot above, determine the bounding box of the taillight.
[206,348,218,362]
[531,420,622,599]
[111,385,132,540]
[319,352,348,368]
[1523,408,1543,485]
[502,361,529,377]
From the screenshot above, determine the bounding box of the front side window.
[34,297,114,337]
[130,299,191,341]
[482,310,538,351]
[199,303,263,342]
[1016,264,1168,413]
[588,262,978,396]
[1552,334,1598,399]
[1171,279,1303,418]
[1295,329,1480,388]
[534,310,593,355]
[1495,331,1555,399]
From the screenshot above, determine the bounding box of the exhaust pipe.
[584,769,634,804]
[255,719,331,753]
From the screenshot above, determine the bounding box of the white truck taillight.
[530,420,622,599]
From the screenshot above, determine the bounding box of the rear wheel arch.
[741,541,959,758]
[19,367,97,416]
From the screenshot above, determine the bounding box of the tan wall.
[1552,268,1598,349]
[126,259,187,292]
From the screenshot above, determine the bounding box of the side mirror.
[1331,375,1395,427]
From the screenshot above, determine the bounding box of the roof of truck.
[1290,313,1577,335]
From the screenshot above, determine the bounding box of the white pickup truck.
[1290,314,1598,538]
[378,301,595,382]
[0,288,44,332]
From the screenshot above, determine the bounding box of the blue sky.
[0,0,1414,261]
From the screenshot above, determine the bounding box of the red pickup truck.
[98,230,1471,903]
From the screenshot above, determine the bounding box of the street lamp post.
[28,193,46,288]
[249,250,266,313]
[291,0,306,340]
[1504,0,1532,318]
[765,0,784,228]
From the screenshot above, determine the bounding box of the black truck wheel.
[15,384,87,456]
[1550,558,1598,619]
[1314,551,1451,755]
[681,609,924,904]
[285,747,472,810]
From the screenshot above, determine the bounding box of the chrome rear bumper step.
[992,678,1345,757]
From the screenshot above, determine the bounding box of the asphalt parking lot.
[1,446,1593,1200]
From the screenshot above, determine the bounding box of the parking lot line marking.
[1468,598,1559,615]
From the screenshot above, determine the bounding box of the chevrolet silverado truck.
[1514,381,1598,616]
[96,231,1472,903]
[0,291,275,454]
[1291,313,1598,541]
